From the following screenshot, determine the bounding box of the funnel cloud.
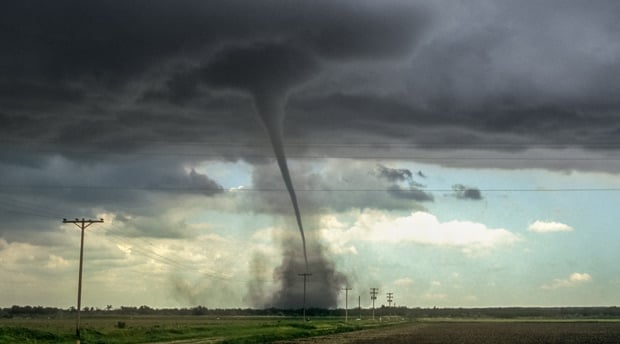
[203,42,319,270]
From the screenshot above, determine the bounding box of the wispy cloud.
[528,221,574,233]
[394,277,414,287]
[423,293,448,301]
[542,272,592,290]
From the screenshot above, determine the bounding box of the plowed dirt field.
[276,321,620,344]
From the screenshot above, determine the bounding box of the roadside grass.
[0,315,402,344]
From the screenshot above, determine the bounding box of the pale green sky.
[3,158,619,309]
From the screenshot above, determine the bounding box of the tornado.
[202,42,318,270]
[253,93,308,269]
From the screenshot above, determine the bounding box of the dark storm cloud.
[2,0,619,259]
[375,164,431,201]
[109,213,200,239]
[377,164,413,183]
[2,0,620,232]
[299,2,428,60]
[452,184,483,201]
[387,185,434,202]
[151,168,224,196]
[402,0,620,147]
[201,42,319,96]
[0,0,426,94]
[0,156,225,239]
[0,0,430,170]
[2,0,618,165]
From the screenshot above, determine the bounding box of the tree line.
[2,305,620,319]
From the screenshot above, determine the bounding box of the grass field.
[3,316,620,344]
[0,315,397,344]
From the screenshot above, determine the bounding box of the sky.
[1,0,620,310]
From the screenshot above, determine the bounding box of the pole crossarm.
[63,218,104,228]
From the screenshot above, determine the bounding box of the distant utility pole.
[370,288,378,320]
[358,295,361,320]
[342,287,352,322]
[387,292,394,308]
[298,273,312,320]
[63,218,104,339]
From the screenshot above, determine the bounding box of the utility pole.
[370,288,378,320]
[342,287,352,322]
[63,218,103,340]
[387,292,394,308]
[358,295,361,320]
[298,273,312,320]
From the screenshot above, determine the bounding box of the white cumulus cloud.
[528,221,574,233]
[542,272,592,290]
[321,210,520,255]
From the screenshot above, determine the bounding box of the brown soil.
[275,321,620,344]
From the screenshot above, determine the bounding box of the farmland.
[278,320,620,343]
[3,314,620,344]
[0,315,397,344]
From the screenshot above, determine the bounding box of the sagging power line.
[2,184,620,193]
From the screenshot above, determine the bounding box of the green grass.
[0,315,400,344]
[4,316,620,343]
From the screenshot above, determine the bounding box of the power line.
[2,184,620,193]
[6,145,620,161]
[0,197,63,219]
[98,226,276,285]
[5,136,620,162]
[0,206,57,219]
[5,137,620,149]
[102,234,233,281]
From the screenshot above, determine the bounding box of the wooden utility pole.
[63,218,103,340]
[370,288,378,320]
[387,292,394,308]
[298,273,312,320]
[342,287,352,322]
[358,295,361,320]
